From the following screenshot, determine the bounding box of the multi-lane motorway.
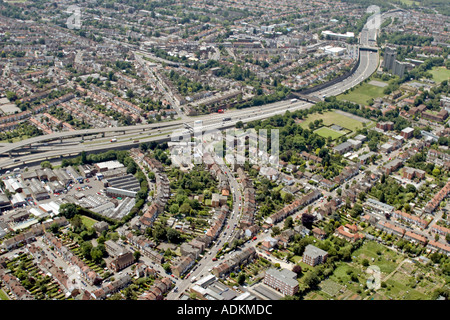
[318,49,379,98]
[0,46,376,171]
[1,44,382,173]
[0,10,394,174]
[0,99,319,170]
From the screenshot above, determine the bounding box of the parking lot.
[43,175,135,220]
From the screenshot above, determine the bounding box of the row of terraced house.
[265,189,322,225]
[42,232,102,285]
[368,218,450,255]
[130,153,170,229]
[0,93,75,125]
[424,180,450,214]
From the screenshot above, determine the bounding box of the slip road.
[177,304,273,317]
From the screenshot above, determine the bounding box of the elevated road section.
[1,10,392,170]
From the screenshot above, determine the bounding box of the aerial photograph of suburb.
[0,0,449,305]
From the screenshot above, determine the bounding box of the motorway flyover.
[1,19,384,170]
[0,99,315,170]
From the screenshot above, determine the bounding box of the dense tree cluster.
[378,32,434,47]
[167,70,210,96]
[0,122,42,143]
[369,177,419,211]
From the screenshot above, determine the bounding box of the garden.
[4,253,67,300]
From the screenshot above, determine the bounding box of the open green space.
[80,215,98,229]
[314,127,346,140]
[0,289,10,300]
[429,66,450,83]
[299,110,369,133]
[0,135,31,144]
[352,241,401,274]
[398,0,419,5]
[331,263,361,283]
[336,81,387,106]
[289,256,312,271]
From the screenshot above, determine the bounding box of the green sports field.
[314,127,346,140]
[80,215,98,229]
[429,67,450,83]
[300,110,370,133]
[336,81,387,106]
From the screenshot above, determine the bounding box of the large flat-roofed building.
[365,198,394,214]
[422,109,448,123]
[104,240,134,272]
[109,251,135,272]
[321,30,354,40]
[95,160,125,172]
[190,274,244,300]
[358,151,376,165]
[401,127,414,139]
[302,244,328,266]
[263,268,299,296]
[382,158,403,175]
[27,178,49,201]
[333,141,353,155]
[380,142,394,153]
[393,60,408,77]
[376,121,394,131]
[383,47,397,71]
[383,47,409,77]
[105,240,128,257]
[106,174,140,192]
[106,187,138,198]
[0,194,12,212]
[403,167,426,180]
[54,168,73,186]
